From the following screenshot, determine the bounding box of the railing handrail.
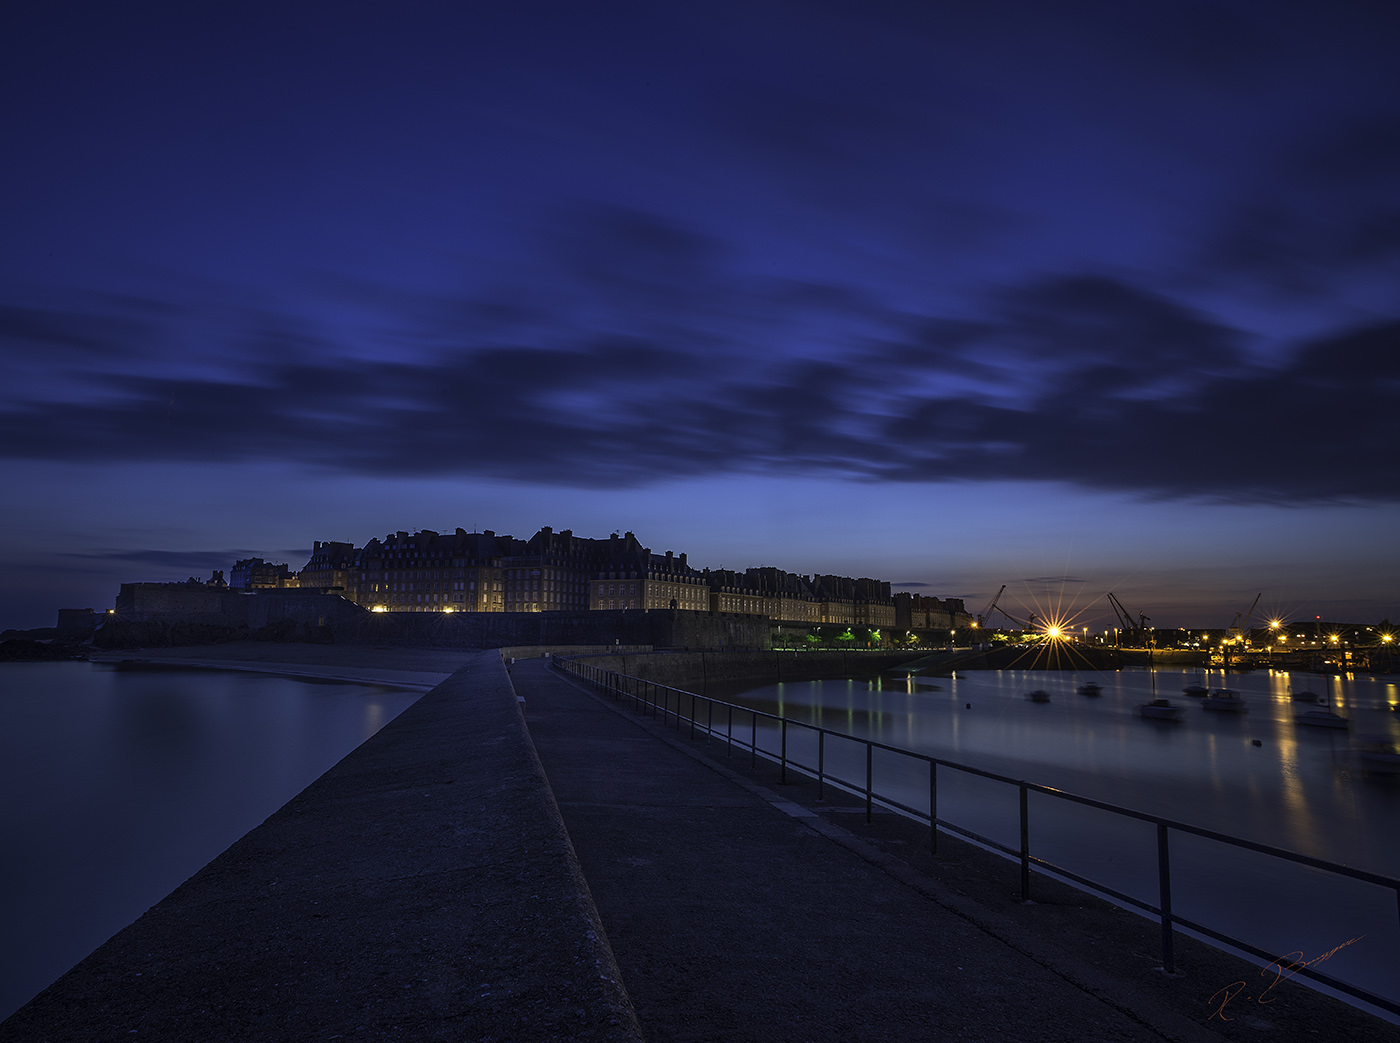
[552,655,1400,1017]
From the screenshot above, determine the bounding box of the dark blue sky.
[3,1,1398,630]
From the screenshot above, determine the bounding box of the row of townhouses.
[226,525,971,629]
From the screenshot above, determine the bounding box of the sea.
[0,661,421,1022]
[727,666,1400,1018]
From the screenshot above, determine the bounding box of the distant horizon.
[3,507,1393,639]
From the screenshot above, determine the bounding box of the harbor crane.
[1106,592,1151,646]
[977,584,1007,628]
[1226,593,1263,644]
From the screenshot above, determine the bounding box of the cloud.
[1202,119,1400,296]
[2,233,1396,504]
[64,549,278,569]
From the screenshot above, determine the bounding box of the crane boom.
[977,584,1006,627]
[1228,593,1263,642]
[1106,593,1151,645]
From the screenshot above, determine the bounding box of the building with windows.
[353,529,505,613]
[893,593,973,630]
[588,535,708,612]
[229,558,299,589]
[289,522,961,629]
[299,541,357,592]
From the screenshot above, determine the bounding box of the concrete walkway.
[517,657,1394,1043]
[1,652,641,1043]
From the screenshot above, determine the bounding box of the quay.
[1,646,1393,1041]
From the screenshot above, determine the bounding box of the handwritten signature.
[1208,935,1365,1021]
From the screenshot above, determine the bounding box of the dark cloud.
[65,549,267,569]
[2,258,1396,503]
[1203,118,1400,296]
[0,303,155,361]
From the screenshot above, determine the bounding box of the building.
[589,535,708,612]
[298,541,357,593]
[290,522,966,628]
[893,593,973,630]
[704,569,768,616]
[229,558,298,589]
[354,529,506,613]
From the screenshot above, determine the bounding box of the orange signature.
[1208,935,1365,1021]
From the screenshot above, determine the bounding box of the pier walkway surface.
[515,657,1394,1043]
[2,645,1393,1042]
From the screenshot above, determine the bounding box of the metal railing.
[554,656,1400,1016]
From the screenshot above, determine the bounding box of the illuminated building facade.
[293,523,959,625]
[590,539,708,611]
[355,529,505,613]
[229,557,298,589]
[893,592,972,630]
[299,541,357,592]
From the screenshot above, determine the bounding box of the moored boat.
[1295,708,1348,728]
[1202,689,1248,713]
[1182,684,1209,697]
[1139,698,1184,721]
[1026,689,1051,703]
[1354,738,1400,774]
[1077,682,1102,697]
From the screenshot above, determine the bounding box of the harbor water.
[0,661,421,1021]
[729,667,1400,1016]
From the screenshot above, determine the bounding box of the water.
[0,661,421,1021]
[729,667,1400,1016]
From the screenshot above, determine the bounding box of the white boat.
[1295,708,1348,728]
[1354,739,1400,774]
[1202,689,1248,713]
[1139,698,1184,721]
[1182,684,1209,698]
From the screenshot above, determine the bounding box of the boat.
[1138,698,1184,721]
[1295,708,1348,728]
[1077,682,1102,697]
[1202,689,1248,713]
[1290,689,1322,701]
[1182,684,1209,698]
[1354,738,1400,775]
[1026,689,1051,703]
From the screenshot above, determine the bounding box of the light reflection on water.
[0,662,420,1022]
[731,667,1400,1014]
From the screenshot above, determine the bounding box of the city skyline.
[4,4,1398,632]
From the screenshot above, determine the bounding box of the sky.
[3,1,1399,632]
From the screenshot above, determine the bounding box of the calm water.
[0,661,421,1021]
[733,667,1400,1015]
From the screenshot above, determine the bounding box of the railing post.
[817,731,825,799]
[929,761,938,855]
[1157,823,1175,974]
[690,693,696,738]
[751,713,757,768]
[1019,782,1031,902]
[707,699,713,744]
[727,705,733,758]
[865,744,873,823]
[781,718,788,783]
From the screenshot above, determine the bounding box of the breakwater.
[0,651,641,1043]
